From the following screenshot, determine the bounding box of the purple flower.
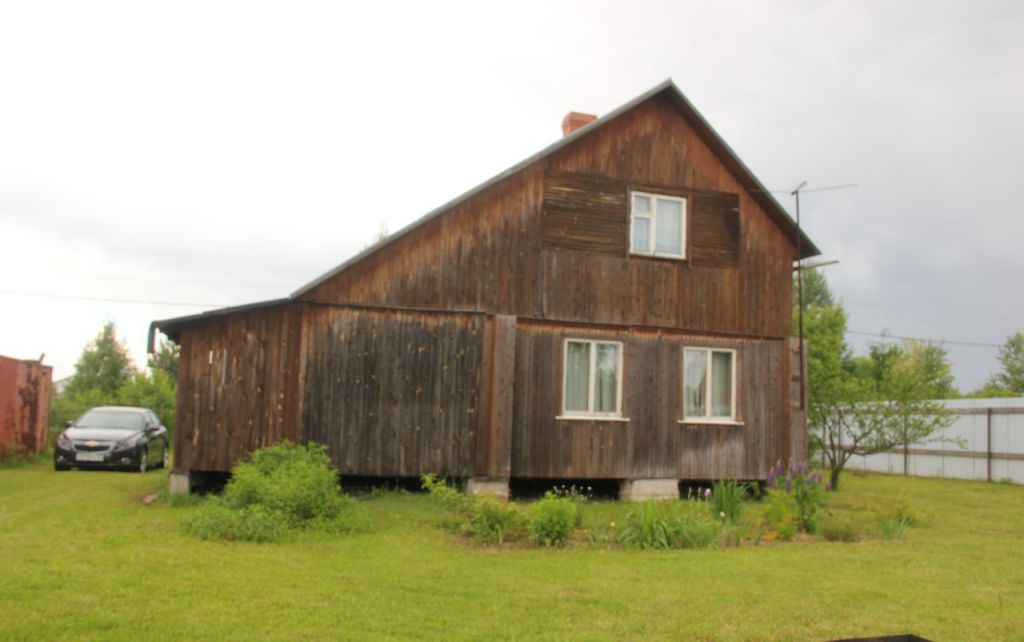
[785,478,792,494]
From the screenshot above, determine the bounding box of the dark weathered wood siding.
[300,168,544,317]
[510,320,790,480]
[302,305,484,477]
[298,93,796,340]
[165,89,806,480]
[173,303,303,472]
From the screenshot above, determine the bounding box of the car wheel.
[137,447,148,474]
[54,461,71,471]
[160,442,169,469]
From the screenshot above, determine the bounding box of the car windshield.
[76,410,144,430]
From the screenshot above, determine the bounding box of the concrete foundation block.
[619,478,679,502]
[168,471,191,496]
[465,477,510,500]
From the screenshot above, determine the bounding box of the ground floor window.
[682,348,736,422]
[562,339,623,417]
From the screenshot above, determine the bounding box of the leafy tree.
[900,340,957,399]
[986,332,1024,395]
[795,275,957,489]
[50,322,178,440]
[118,369,177,436]
[63,321,134,399]
[148,338,180,381]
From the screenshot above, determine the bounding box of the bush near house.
[183,441,364,541]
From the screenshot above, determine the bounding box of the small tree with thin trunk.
[819,348,956,490]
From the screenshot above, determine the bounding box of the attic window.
[630,191,686,259]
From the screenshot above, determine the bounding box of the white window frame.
[629,190,687,260]
[680,347,739,425]
[558,338,627,421]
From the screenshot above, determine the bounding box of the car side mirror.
[64,420,73,429]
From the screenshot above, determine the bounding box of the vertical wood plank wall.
[173,303,303,472]
[298,93,796,340]
[302,305,484,477]
[510,320,789,480]
[167,90,807,481]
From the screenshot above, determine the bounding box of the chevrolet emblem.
[85,440,98,447]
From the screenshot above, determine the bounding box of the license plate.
[76,452,105,462]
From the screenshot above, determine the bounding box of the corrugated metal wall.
[842,398,1024,483]
[0,355,52,459]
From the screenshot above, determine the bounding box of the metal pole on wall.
[791,181,808,412]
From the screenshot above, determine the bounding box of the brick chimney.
[561,111,597,137]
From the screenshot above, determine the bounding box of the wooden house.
[151,80,819,499]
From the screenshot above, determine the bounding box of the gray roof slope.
[292,78,819,298]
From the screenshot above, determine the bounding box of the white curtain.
[564,342,590,412]
[655,198,683,254]
[594,343,619,413]
[711,351,733,417]
[683,349,707,417]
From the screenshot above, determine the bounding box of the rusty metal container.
[0,355,52,460]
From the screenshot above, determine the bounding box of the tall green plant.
[767,460,827,534]
[709,479,747,525]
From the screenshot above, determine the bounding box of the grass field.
[1,461,1021,641]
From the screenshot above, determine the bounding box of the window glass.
[711,351,733,417]
[683,349,707,417]
[633,194,651,213]
[632,217,650,253]
[594,343,619,413]
[655,198,683,255]
[564,342,590,412]
[77,410,144,430]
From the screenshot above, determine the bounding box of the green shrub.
[709,479,747,525]
[181,441,363,542]
[618,501,723,549]
[880,515,912,540]
[618,501,676,549]
[225,441,348,526]
[762,490,798,541]
[421,474,465,511]
[819,516,860,543]
[465,497,521,545]
[183,498,289,543]
[527,492,578,547]
[421,475,521,545]
[767,460,827,533]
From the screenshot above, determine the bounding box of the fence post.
[987,407,993,483]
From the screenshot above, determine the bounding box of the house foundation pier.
[619,478,679,501]
[466,477,510,500]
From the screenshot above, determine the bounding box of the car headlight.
[56,432,73,450]
[115,435,140,450]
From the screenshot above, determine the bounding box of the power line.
[847,330,1002,349]
[0,290,223,308]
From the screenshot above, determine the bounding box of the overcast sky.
[1,0,1021,391]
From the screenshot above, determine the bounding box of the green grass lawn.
[1,462,1021,641]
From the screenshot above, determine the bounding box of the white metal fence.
[834,398,1024,484]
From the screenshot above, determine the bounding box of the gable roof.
[292,78,820,298]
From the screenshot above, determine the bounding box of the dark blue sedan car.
[54,406,169,473]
